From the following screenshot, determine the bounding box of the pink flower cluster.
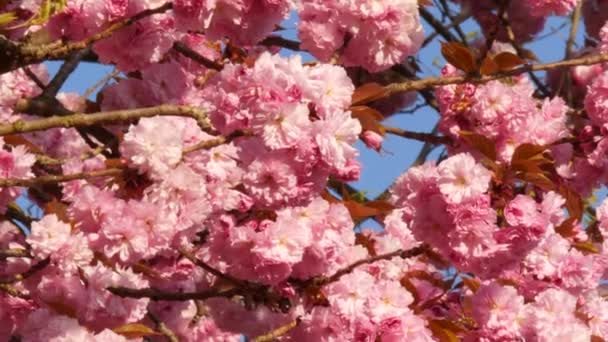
[455,0,576,43]
[298,0,424,72]
[436,63,569,162]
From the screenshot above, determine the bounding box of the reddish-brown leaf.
[441,42,477,74]
[555,217,578,238]
[573,241,600,254]
[479,56,499,76]
[343,200,381,222]
[4,134,44,154]
[351,83,388,106]
[459,131,497,161]
[350,105,385,136]
[355,233,377,256]
[493,52,526,71]
[511,143,547,163]
[44,199,71,225]
[461,276,480,293]
[429,320,460,342]
[112,323,162,339]
[558,184,584,222]
[518,172,555,191]
[418,0,433,6]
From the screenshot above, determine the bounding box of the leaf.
[511,143,547,163]
[355,233,377,256]
[461,276,480,293]
[493,52,526,71]
[3,134,44,154]
[555,217,578,238]
[343,200,382,222]
[112,323,162,339]
[350,105,385,136]
[519,48,539,61]
[518,172,554,191]
[321,189,340,204]
[573,241,600,254]
[428,320,460,342]
[418,0,433,6]
[479,56,499,75]
[440,42,477,74]
[351,83,388,106]
[459,131,496,161]
[44,199,71,225]
[558,184,583,222]
[45,299,77,318]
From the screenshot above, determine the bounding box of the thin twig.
[148,312,180,342]
[172,42,223,71]
[42,47,91,98]
[178,248,244,286]
[384,125,451,145]
[0,258,50,284]
[253,318,301,342]
[419,7,459,43]
[23,67,46,89]
[83,68,120,99]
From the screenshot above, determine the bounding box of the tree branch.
[253,318,301,342]
[384,52,608,95]
[0,257,50,284]
[260,35,301,51]
[1,104,210,136]
[148,312,180,342]
[0,168,124,187]
[172,42,223,71]
[384,125,452,145]
[107,286,242,301]
[0,249,31,259]
[0,3,173,73]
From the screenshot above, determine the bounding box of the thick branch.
[385,52,608,95]
[260,35,301,51]
[1,105,210,136]
[107,286,242,301]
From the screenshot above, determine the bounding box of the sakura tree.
[2,0,608,341]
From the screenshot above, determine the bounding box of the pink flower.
[27,215,71,260]
[252,102,311,150]
[361,130,384,151]
[314,110,362,169]
[299,0,424,72]
[522,288,591,341]
[471,282,525,341]
[525,0,578,17]
[437,153,492,203]
[242,151,298,208]
[120,116,184,178]
[585,70,608,128]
